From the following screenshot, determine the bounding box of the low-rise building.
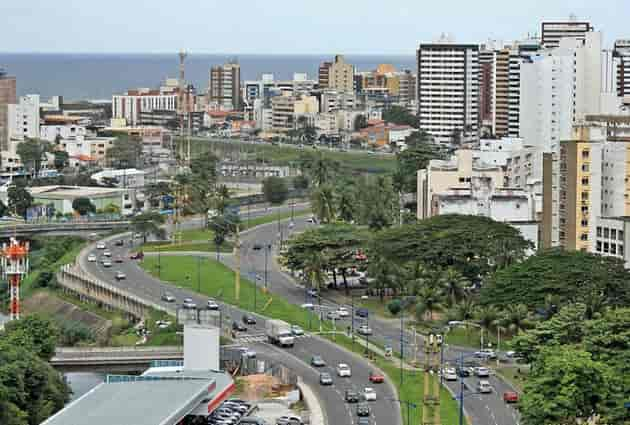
[29,185,137,215]
[91,168,146,188]
[57,136,116,167]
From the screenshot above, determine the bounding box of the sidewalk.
[296,378,326,425]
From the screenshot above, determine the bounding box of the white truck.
[266,319,295,347]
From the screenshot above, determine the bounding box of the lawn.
[496,365,530,392]
[186,138,396,174]
[142,241,232,253]
[412,322,503,351]
[333,334,465,425]
[140,256,326,332]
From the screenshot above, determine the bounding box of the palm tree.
[440,267,469,306]
[451,298,476,322]
[474,305,500,331]
[414,285,444,322]
[500,304,532,335]
[304,153,338,187]
[336,188,355,223]
[214,184,231,215]
[303,251,326,292]
[311,184,336,223]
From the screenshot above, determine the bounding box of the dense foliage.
[392,132,447,194]
[8,181,33,218]
[106,134,143,168]
[382,105,419,128]
[0,315,70,425]
[16,138,51,177]
[372,214,531,282]
[71,197,96,215]
[262,176,289,205]
[480,249,630,310]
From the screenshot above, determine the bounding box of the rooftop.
[42,369,234,425]
[29,185,128,199]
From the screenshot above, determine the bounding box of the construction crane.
[422,331,442,425]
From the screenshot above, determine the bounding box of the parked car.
[345,389,360,403]
[301,303,314,310]
[242,314,257,325]
[115,271,126,280]
[363,387,376,401]
[356,403,370,417]
[503,391,519,403]
[161,293,176,303]
[276,415,303,425]
[368,371,384,383]
[477,380,493,394]
[87,254,97,262]
[357,418,371,425]
[207,299,220,310]
[239,417,267,425]
[311,355,326,367]
[237,347,257,358]
[319,372,333,385]
[337,363,352,377]
[182,298,197,309]
[306,288,318,297]
[232,321,247,332]
[326,311,339,320]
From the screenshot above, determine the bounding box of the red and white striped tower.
[2,238,29,321]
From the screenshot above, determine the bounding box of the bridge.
[0,220,131,238]
[51,346,184,372]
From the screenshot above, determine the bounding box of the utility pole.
[422,331,442,425]
[234,223,241,304]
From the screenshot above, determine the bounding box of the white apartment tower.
[417,38,479,144]
[541,19,593,49]
[613,40,630,98]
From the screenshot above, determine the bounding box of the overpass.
[0,221,131,238]
[51,346,184,372]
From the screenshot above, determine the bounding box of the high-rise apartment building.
[478,48,495,130]
[318,61,332,89]
[328,55,354,93]
[0,70,17,151]
[112,87,179,126]
[8,94,40,140]
[494,48,510,137]
[541,19,593,49]
[613,40,630,98]
[417,40,479,144]
[398,70,417,105]
[209,62,241,111]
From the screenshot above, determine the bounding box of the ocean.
[0,53,416,101]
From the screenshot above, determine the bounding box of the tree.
[387,299,402,316]
[372,215,531,284]
[71,197,96,216]
[474,305,500,331]
[415,285,444,321]
[8,181,33,218]
[299,152,339,187]
[480,249,630,310]
[293,174,309,191]
[52,150,69,171]
[131,211,166,243]
[448,298,476,322]
[310,184,336,224]
[16,138,51,177]
[520,347,616,425]
[106,134,143,168]
[262,176,289,205]
[0,200,8,217]
[499,303,533,335]
[336,186,356,223]
[101,203,121,215]
[439,267,469,306]
[3,315,59,360]
[214,184,231,214]
[392,138,446,193]
[367,255,402,300]
[353,114,368,131]
[382,105,419,128]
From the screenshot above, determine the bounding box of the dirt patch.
[23,290,112,341]
[239,374,291,400]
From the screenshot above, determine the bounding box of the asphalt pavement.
[79,229,400,425]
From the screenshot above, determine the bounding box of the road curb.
[297,378,327,425]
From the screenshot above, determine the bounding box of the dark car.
[232,321,247,332]
[456,366,471,377]
[345,389,360,403]
[355,308,369,318]
[356,403,370,417]
[252,243,262,251]
[319,372,333,385]
[311,355,326,367]
[242,314,257,325]
[115,239,124,246]
[130,251,144,260]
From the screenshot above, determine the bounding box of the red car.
[369,371,385,383]
[130,251,144,260]
[503,391,519,403]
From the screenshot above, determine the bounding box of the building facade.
[541,20,593,49]
[209,62,241,111]
[613,39,630,98]
[328,55,354,93]
[112,88,178,126]
[7,94,40,140]
[0,70,17,151]
[417,40,479,144]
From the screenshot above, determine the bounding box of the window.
[580,233,588,241]
[596,241,602,252]
[604,228,610,238]
[611,229,617,239]
[597,226,602,237]
[619,230,624,240]
[604,242,610,253]
[582,164,589,172]
[581,177,589,185]
[459,177,465,183]
[620,245,624,256]
[581,219,588,227]
[581,206,589,213]
[581,192,589,200]
[611,244,617,255]
[582,150,590,159]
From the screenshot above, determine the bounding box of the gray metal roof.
[42,370,234,425]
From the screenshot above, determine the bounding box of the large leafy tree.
[382,105,419,128]
[106,134,143,168]
[17,138,51,177]
[480,249,630,310]
[392,133,446,194]
[372,214,531,283]
[262,176,289,205]
[310,184,336,224]
[8,181,33,218]
[439,267,468,306]
[356,175,398,230]
[71,197,96,216]
[520,347,616,425]
[131,211,166,243]
[299,152,339,187]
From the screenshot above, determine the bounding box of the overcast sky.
[1,0,628,54]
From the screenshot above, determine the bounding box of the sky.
[1,0,628,54]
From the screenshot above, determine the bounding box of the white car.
[183,298,197,309]
[102,260,112,268]
[363,387,376,401]
[475,349,497,360]
[336,307,349,318]
[443,367,458,381]
[301,303,314,310]
[291,325,304,336]
[477,380,493,394]
[357,325,372,335]
[96,242,106,249]
[207,299,219,310]
[336,363,352,377]
[87,254,97,262]
[115,271,126,280]
[475,367,490,377]
[103,250,112,258]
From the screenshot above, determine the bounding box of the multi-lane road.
[79,230,400,425]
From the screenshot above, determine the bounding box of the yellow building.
[329,55,354,93]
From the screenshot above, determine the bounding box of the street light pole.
[197,255,201,293]
[400,312,404,385]
[459,353,465,425]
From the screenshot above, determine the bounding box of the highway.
[223,216,521,425]
[79,228,400,425]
